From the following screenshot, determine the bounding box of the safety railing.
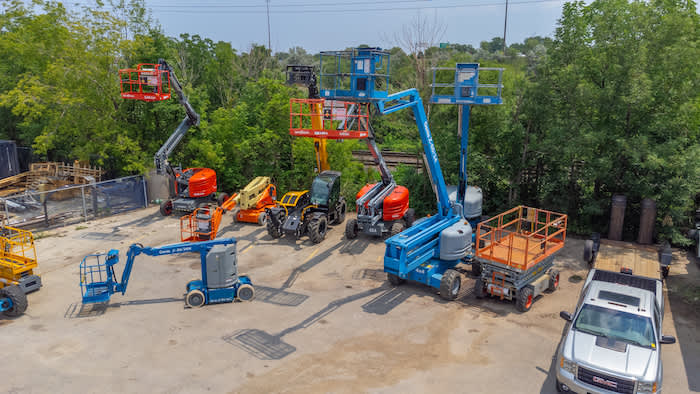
[289,98,370,139]
[475,206,567,271]
[79,251,117,303]
[119,63,171,102]
[0,226,37,270]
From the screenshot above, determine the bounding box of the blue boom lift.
[318,48,503,300]
[79,238,254,308]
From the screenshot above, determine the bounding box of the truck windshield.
[310,178,330,205]
[574,304,655,348]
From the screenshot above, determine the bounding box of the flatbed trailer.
[584,234,667,279]
[474,206,567,312]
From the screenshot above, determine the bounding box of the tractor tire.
[474,278,487,299]
[548,269,560,292]
[257,212,267,226]
[333,199,346,225]
[217,193,229,207]
[516,286,534,313]
[0,285,27,317]
[236,284,255,302]
[471,261,482,277]
[159,200,173,216]
[390,221,405,236]
[185,289,206,308]
[440,269,461,301]
[267,219,283,239]
[308,216,328,244]
[404,208,415,227]
[583,239,594,266]
[345,218,359,239]
[387,273,405,286]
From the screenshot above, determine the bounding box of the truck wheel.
[333,199,346,224]
[404,208,415,227]
[471,261,482,277]
[159,200,173,216]
[257,212,267,226]
[308,216,328,244]
[548,269,560,291]
[516,287,534,312]
[236,284,255,302]
[217,193,229,207]
[345,218,359,239]
[474,278,487,299]
[662,266,670,279]
[556,379,565,392]
[440,269,461,301]
[387,273,405,286]
[390,221,405,236]
[0,285,28,317]
[186,289,205,308]
[583,239,594,266]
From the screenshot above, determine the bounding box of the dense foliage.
[1,0,698,243]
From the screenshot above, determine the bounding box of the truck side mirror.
[660,335,676,344]
[560,311,573,321]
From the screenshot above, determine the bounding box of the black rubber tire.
[548,269,560,291]
[474,278,487,299]
[440,269,461,301]
[662,266,670,279]
[583,239,594,266]
[186,289,205,308]
[555,379,565,393]
[236,284,255,302]
[403,208,415,227]
[345,218,359,239]
[471,262,482,277]
[390,221,405,236]
[387,273,405,286]
[308,216,328,244]
[333,199,346,225]
[267,214,283,239]
[257,212,267,226]
[217,193,229,207]
[516,286,534,312]
[159,200,173,216]
[0,285,28,317]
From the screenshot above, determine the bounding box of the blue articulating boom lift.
[318,48,502,300]
[79,238,254,308]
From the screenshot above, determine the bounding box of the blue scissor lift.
[319,49,504,300]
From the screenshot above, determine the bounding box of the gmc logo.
[592,376,617,389]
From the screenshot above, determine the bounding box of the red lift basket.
[289,98,370,139]
[119,63,171,102]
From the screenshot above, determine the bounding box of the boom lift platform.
[0,226,41,316]
[473,206,567,312]
[180,176,277,242]
[120,60,219,216]
[289,50,412,239]
[79,238,254,308]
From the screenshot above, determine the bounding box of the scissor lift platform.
[474,206,567,312]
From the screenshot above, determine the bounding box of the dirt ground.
[1,207,698,393]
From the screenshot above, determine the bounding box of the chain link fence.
[1,175,147,229]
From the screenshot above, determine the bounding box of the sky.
[136,0,578,53]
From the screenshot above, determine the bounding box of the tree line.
[0,0,698,244]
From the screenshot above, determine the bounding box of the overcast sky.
[137,0,577,53]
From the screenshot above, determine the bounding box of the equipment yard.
[1,207,698,393]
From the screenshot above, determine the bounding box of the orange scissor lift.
[473,206,567,312]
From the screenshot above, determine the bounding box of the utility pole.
[502,0,509,54]
[266,0,271,51]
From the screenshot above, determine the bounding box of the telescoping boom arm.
[154,59,201,175]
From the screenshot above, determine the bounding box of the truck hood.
[572,330,657,378]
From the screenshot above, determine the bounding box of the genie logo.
[592,376,617,389]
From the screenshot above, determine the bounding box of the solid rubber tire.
[217,193,229,207]
[333,199,346,225]
[236,284,255,302]
[159,200,173,216]
[403,208,415,227]
[308,216,328,244]
[472,262,482,277]
[390,221,405,236]
[266,212,283,238]
[345,218,358,239]
[516,287,534,312]
[0,285,27,317]
[583,239,594,265]
[257,212,267,226]
[186,289,205,307]
[548,269,560,291]
[440,269,461,301]
[474,278,487,299]
[387,273,405,286]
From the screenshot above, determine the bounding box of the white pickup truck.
[555,237,676,394]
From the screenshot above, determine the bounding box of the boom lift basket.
[80,250,119,304]
[318,48,390,101]
[289,98,370,139]
[119,63,171,102]
[475,206,567,271]
[0,226,38,284]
